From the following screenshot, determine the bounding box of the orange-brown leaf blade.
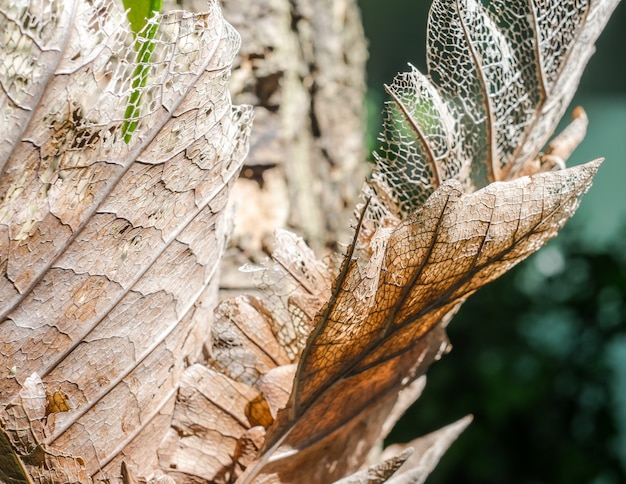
[286,159,600,450]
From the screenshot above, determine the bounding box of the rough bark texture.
[165,0,369,294]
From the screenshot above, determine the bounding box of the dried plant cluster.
[0,0,621,483]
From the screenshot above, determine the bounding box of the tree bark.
[167,0,369,293]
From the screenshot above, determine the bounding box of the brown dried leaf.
[382,416,473,484]
[255,229,333,361]
[0,0,251,479]
[160,230,320,481]
[158,364,266,483]
[372,0,619,216]
[1,0,615,482]
[233,1,613,481]
[248,329,446,484]
[253,160,600,479]
[210,295,293,386]
[0,373,89,484]
[333,449,415,484]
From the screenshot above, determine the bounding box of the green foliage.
[121,0,162,143]
[122,0,162,34]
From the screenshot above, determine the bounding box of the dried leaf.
[0,373,89,483]
[211,295,293,386]
[233,1,617,480]
[159,229,324,482]
[158,364,265,483]
[383,416,473,484]
[1,0,618,482]
[371,0,620,216]
[333,449,414,484]
[250,333,446,484]
[286,161,599,447]
[0,0,251,479]
[247,160,601,482]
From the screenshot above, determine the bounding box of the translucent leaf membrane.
[0,0,251,479]
[0,2,68,169]
[428,0,504,185]
[372,0,620,219]
[372,65,465,215]
[505,0,620,176]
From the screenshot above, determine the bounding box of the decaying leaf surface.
[0,0,251,479]
[238,0,618,481]
[0,0,618,482]
[372,0,620,216]
[158,364,267,483]
[244,158,601,480]
[266,160,600,455]
[0,373,89,483]
[156,229,328,482]
[381,415,473,484]
[246,324,449,484]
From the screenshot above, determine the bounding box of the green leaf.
[121,0,162,143]
[122,0,162,35]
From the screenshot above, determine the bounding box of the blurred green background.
[357,1,626,483]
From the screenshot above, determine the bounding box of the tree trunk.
[167,0,369,294]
